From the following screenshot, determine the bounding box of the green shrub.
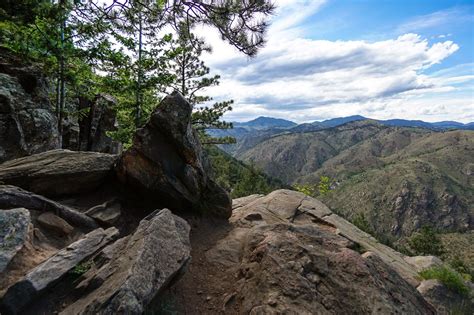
[352,213,374,235]
[449,257,474,282]
[293,184,315,196]
[408,226,445,256]
[419,266,470,296]
[70,260,93,276]
[318,176,331,195]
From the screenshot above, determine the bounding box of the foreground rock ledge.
[202,190,436,314]
[0,227,119,315]
[62,209,191,314]
[116,92,231,218]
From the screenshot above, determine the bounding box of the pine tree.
[168,26,234,144]
[104,0,174,127]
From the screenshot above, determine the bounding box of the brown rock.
[203,190,436,314]
[37,212,74,236]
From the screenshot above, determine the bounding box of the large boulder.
[0,208,30,273]
[199,190,435,314]
[116,92,231,218]
[0,48,59,163]
[61,209,191,314]
[0,149,118,196]
[233,226,433,314]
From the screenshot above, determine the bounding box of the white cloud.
[396,8,473,34]
[195,1,470,123]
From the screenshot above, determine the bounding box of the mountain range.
[209,115,474,157]
[216,115,474,134]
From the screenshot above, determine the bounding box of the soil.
[158,216,241,315]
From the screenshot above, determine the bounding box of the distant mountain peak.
[234,116,297,130]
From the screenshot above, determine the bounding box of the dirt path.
[159,217,241,315]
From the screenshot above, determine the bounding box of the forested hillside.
[237,120,474,264]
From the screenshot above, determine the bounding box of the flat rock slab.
[0,208,30,272]
[0,227,118,314]
[0,149,118,196]
[84,199,121,225]
[62,209,191,314]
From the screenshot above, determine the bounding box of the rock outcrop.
[193,190,436,314]
[0,208,30,272]
[0,149,118,196]
[0,47,59,163]
[62,209,190,314]
[116,92,231,218]
[77,94,122,154]
[0,227,119,315]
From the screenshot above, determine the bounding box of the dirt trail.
[159,217,241,315]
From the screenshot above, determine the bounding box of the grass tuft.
[419,266,470,296]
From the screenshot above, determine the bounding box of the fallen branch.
[0,185,99,230]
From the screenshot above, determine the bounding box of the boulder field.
[0,92,471,314]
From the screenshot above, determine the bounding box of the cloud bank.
[198,1,473,123]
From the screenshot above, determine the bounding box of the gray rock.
[417,279,472,314]
[116,92,231,218]
[62,209,191,314]
[0,227,118,314]
[0,185,98,229]
[0,208,30,272]
[84,199,121,225]
[0,48,59,163]
[0,149,118,196]
[78,94,122,154]
[37,212,74,236]
[405,255,444,272]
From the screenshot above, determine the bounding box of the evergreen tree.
[168,26,234,144]
[0,0,275,147]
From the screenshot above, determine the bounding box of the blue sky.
[200,0,474,123]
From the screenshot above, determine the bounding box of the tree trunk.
[135,9,143,127]
[181,48,186,96]
[58,1,67,148]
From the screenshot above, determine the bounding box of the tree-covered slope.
[206,146,284,198]
[236,121,474,245]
